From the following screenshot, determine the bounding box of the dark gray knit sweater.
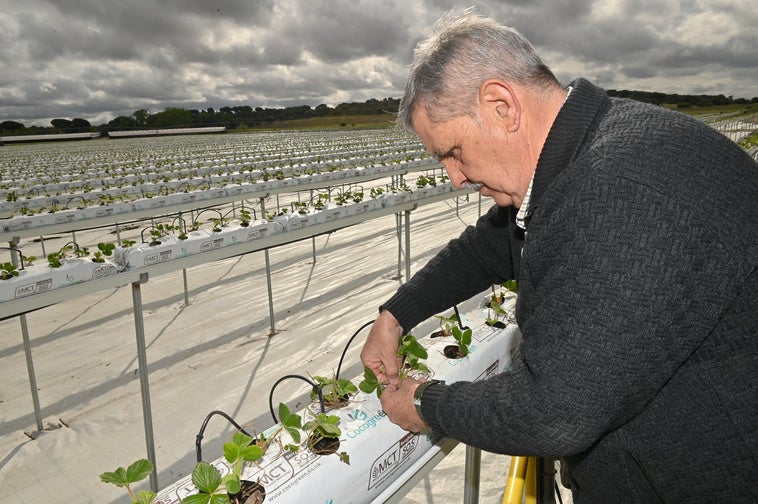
[382,79,758,503]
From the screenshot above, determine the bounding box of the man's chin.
[487,192,515,207]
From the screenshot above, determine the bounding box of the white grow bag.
[154,300,520,503]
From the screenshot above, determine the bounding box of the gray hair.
[397,7,559,132]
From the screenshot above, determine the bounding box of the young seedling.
[486,280,517,327]
[360,334,429,398]
[302,409,349,465]
[485,297,508,328]
[99,458,156,504]
[310,373,358,409]
[0,262,19,280]
[450,325,472,358]
[239,208,252,225]
[92,242,116,263]
[257,403,302,454]
[431,313,459,338]
[148,223,175,245]
[182,431,263,503]
[121,239,137,248]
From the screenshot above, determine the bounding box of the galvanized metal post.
[463,446,481,504]
[264,249,276,336]
[182,269,190,306]
[396,212,403,282]
[404,209,411,281]
[9,238,43,432]
[131,273,158,492]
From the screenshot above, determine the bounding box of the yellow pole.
[525,456,537,504]
[503,456,529,504]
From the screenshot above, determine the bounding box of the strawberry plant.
[93,242,116,263]
[309,373,358,409]
[360,334,429,398]
[182,431,263,504]
[99,458,156,504]
[303,409,349,465]
[255,402,302,454]
[1,262,19,280]
[449,325,472,358]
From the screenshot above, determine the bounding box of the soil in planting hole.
[444,345,464,359]
[309,435,341,456]
[430,329,450,338]
[323,394,351,410]
[230,480,266,504]
[487,320,507,329]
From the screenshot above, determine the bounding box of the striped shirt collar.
[516,85,573,230]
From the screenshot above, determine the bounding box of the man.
[360,8,758,503]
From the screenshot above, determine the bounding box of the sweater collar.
[523,78,610,227]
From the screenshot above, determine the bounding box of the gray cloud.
[1,0,755,127]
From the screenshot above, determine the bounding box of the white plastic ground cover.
[0,258,119,303]
[154,300,520,503]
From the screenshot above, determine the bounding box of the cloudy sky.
[2,0,756,127]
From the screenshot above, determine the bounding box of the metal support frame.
[19,313,43,432]
[464,446,482,503]
[395,212,403,281]
[8,239,44,432]
[404,209,412,282]
[182,269,190,306]
[131,272,158,492]
[264,249,276,336]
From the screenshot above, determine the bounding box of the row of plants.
[1,150,431,205]
[1,156,435,217]
[0,169,451,240]
[101,285,519,503]
[0,129,427,190]
[0,175,458,302]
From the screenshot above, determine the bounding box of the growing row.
[0,175,458,303]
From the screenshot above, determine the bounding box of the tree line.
[0,98,401,135]
[2,92,756,135]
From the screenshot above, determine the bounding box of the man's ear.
[479,80,520,133]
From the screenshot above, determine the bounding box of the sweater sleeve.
[420,174,748,456]
[382,204,522,332]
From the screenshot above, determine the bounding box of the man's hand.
[360,309,404,386]
[380,378,428,433]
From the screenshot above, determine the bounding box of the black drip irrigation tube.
[269,374,324,424]
[335,319,374,380]
[194,410,254,463]
[268,319,375,423]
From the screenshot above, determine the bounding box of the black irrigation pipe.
[335,319,374,381]
[194,409,254,463]
[269,374,324,424]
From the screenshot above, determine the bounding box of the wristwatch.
[413,379,444,424]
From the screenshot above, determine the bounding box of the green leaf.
[230,431,253,448]
[191,462,222,494]
[222,474,241,495]
[284,425,301,444]
[99,467,128,487]
[279,403,302,429]
[359,366,383,398]
[223,443,241,464]
[135,489,157,504]
[181,494,212,504]
[209,495,231,504]
[125,458,153,484]
[239,444,263,462]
